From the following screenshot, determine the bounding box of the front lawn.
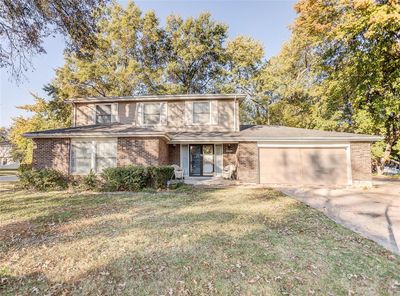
[0,187,399,295]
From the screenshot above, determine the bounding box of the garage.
[258,145,351,186]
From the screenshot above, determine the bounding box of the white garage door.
[259,146,350,185]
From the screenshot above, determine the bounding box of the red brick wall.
[168,144,180,166]
[32,138,70,174]
[223,144,237,167]
[159,139,169,165]
[117,137,168,166]
[236,142,258,183]
[350,142,372,182]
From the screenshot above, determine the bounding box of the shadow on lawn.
[1,188,399,295]
[0,188,227,252]
[2,219,399,295]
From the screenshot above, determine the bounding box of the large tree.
[12,2,265,163]
[54,2,264,98]
[10,85,71,163]
[0,0,107,80]
[260,0,400,170]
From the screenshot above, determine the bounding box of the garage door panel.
[259,148,302,184]
[300,148,347,185]
[259,147,348,186]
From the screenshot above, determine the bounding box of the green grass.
[0,187,399,295]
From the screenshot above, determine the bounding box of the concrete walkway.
[0,175,18,182]
[278,178,400,254]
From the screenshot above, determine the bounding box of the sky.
[0,0,297,128]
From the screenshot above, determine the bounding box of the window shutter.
[211,100,218,125]
[185,101,193,124]
[137,103,143,125]
[160,102,167,125]
[111,103,119,123]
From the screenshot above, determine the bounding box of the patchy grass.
[0,182,17,192]
[0,187,399,295]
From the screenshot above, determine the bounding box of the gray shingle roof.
[23,124,169,139]
[23,124,381,142]
[238,125,381,141]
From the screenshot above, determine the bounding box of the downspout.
[234,95,237,132]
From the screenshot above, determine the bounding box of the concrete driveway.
[278,178,400,255]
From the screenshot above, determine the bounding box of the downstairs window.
[71,139,117,174]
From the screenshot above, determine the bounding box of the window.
[143,103,161,125]
[71,141,92,174]
[71,139,117,174]
[96,104,112,124]
[193,102,210,124]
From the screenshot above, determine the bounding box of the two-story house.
[24,94,380,186]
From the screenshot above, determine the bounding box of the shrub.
[82,170,99,191]
[148,166,174,189]
[18,167,68,191]
[101,166,148,191]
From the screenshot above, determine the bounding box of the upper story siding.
[73,98,240,132]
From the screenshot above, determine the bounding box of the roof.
[169,131,241,143]
[238,125,382,142]
[67,93,246,104]
[23,124,382,142]
[23,124,170,141]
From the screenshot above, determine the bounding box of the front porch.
[168,143,238,178]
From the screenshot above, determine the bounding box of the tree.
[0,0,107,80]
[0,127,8,142]
[54,2,264,98]
[225,36,266,124]
[9,85,71,163]
[259,0,400,171]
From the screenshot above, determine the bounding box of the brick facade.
[32,138,70,174]
[159,139,169,165]
[31,138,373,186]
[117,137,168,167]
[350,142,372,182]
[168,144,180,166]
[236,142,258,183]
[223,144,237,167]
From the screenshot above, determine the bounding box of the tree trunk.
[376,142,393,175]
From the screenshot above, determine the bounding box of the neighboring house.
[24,94,380,186]
[0,141,19,169]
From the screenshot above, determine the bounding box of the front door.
[189,144,214,176]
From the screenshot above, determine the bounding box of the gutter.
[247,136,383,142]
[66,94,247,104]
[23,132,171,142]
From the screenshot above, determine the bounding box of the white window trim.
[143,102,162,126]
[95,103,113,124]
[70,138,117,175]
[192,101,211,125]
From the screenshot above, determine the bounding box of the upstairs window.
[193,101,210,124]
[143,103,161,125]
[96,104,112,124]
